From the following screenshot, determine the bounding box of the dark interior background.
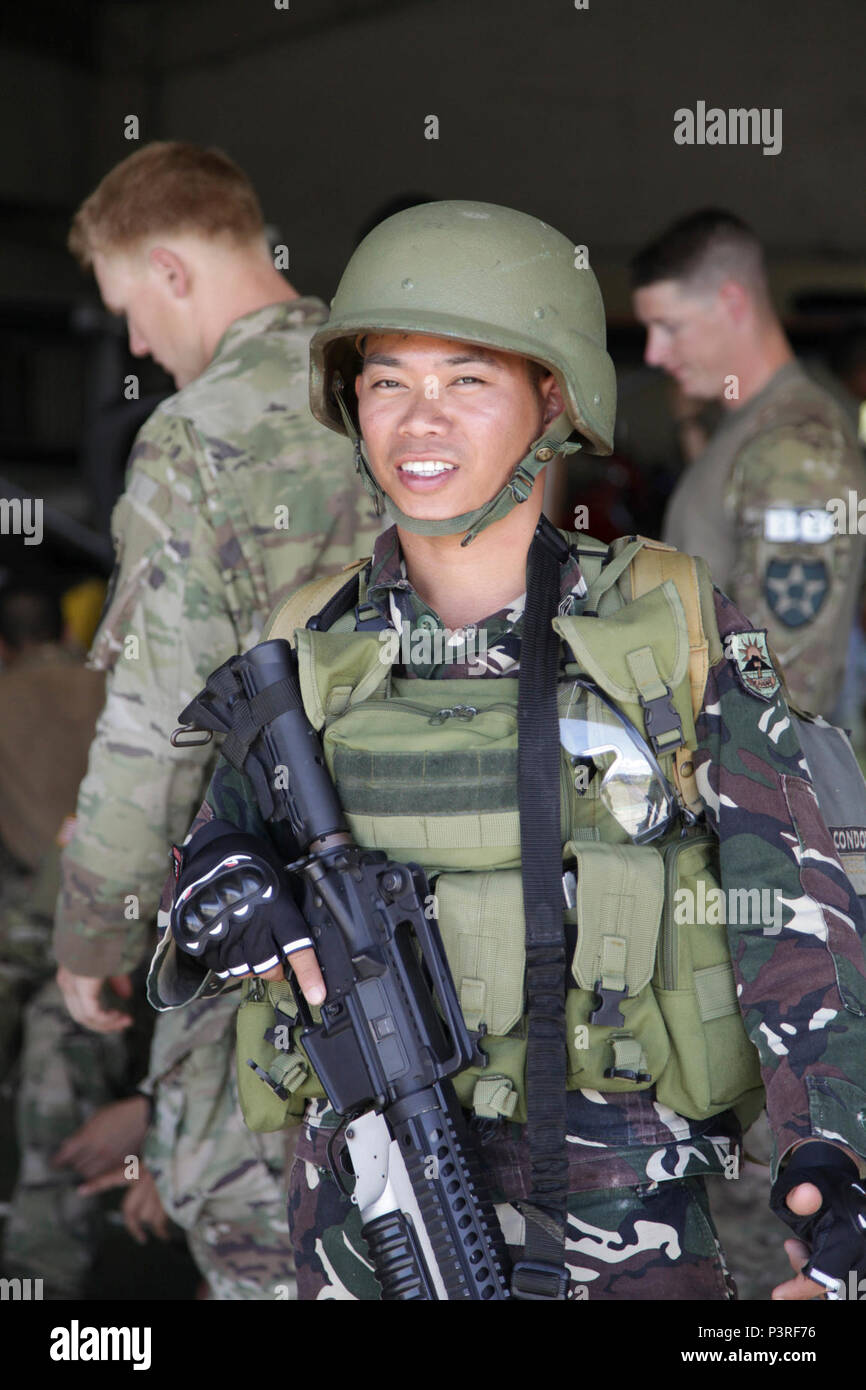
[1,0,864,580]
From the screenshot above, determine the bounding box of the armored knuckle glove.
[770,1140,866,1298]
[170,819,313,979]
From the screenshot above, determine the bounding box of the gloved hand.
[170,819,313,979]
[770,1140,866,1298]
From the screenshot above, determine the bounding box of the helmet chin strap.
[332,380,581,546]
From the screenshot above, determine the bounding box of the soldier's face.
[92,248,203,388]
[355,333,562,519]
[633,280,735,401]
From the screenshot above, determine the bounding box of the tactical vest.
[238,532,766,1133]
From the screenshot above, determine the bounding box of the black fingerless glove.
[170,819,313,979]
[770,1140,866,1297]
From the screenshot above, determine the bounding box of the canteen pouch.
[235,977,324,1132]
[565,840,671,1093]
[434,868,529,1122]
[653,832,763,1124]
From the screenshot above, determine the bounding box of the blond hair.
[68,141,265,266]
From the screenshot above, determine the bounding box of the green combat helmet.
[309,200,616,544]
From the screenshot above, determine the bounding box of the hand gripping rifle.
[173,637,512,1300]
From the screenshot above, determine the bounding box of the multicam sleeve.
[53,412,240,977]
[725,422,866,714]
[693,587,866,1177]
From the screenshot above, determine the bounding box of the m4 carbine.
[172,638,512,1301]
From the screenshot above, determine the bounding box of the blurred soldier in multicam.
[0,584,105,1075]
[0,584,120,1298]
[632,209,866,718]
[23,140,380,1299]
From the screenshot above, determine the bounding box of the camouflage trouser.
[144,993,298,1300]
[0,845,59,1081]
[288,1145,735,1301]
[2,979,132,1298]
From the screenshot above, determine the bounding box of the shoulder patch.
[764,558,829,627]
[724,630,781,701]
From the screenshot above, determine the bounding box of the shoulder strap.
[568,531,610,599]
[266,557,370,646]
[628,539,710,719]
[627,538,714,820]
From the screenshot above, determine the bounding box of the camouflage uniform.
[663,361,866,716]
[141,992,296,1301]
[0,645,104,1076]
[156,522,866,1299]
[0,648,109,1293]
[1,978,144,1299]
[43,298,380,1298]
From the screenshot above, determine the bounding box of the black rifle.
[174,637,512,1300]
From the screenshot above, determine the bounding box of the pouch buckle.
[589,980,627,1027]
[638,685,683,757]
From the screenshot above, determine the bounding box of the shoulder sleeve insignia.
[764,558,829,627]
[724,629,781,701]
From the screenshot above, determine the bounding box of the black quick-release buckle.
[589,981,627,1027]
[511,1260,570,1301]
[638,685,683,757]
[245,1059,289,1102]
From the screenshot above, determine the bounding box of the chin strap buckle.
[509,464,536,503]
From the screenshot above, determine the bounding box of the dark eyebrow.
[362,349,503,369]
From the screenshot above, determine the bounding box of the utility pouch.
[235,977,324,1131]
[652,833,763,1124]
[432,869,528,1124]
[553,580,696,760]
[565,840,670,1092]
[313,658,532,873]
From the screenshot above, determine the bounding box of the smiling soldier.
[151,201,866,1302]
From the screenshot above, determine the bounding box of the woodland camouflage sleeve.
[54,411,237,977]
[693,587,866,1178]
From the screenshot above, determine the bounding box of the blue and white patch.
[764,558,829,627]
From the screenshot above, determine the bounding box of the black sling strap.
[511,515,573,1300]
[309,520,574,1298]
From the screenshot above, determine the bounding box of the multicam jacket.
[54,298,381,977]
[663,361,866,717]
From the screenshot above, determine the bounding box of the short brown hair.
[629,208,769,302]
[68,141,265,267]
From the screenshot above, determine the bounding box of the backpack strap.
[627,538,713,820]
[266,557,371,646]
[569,532,610,602]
